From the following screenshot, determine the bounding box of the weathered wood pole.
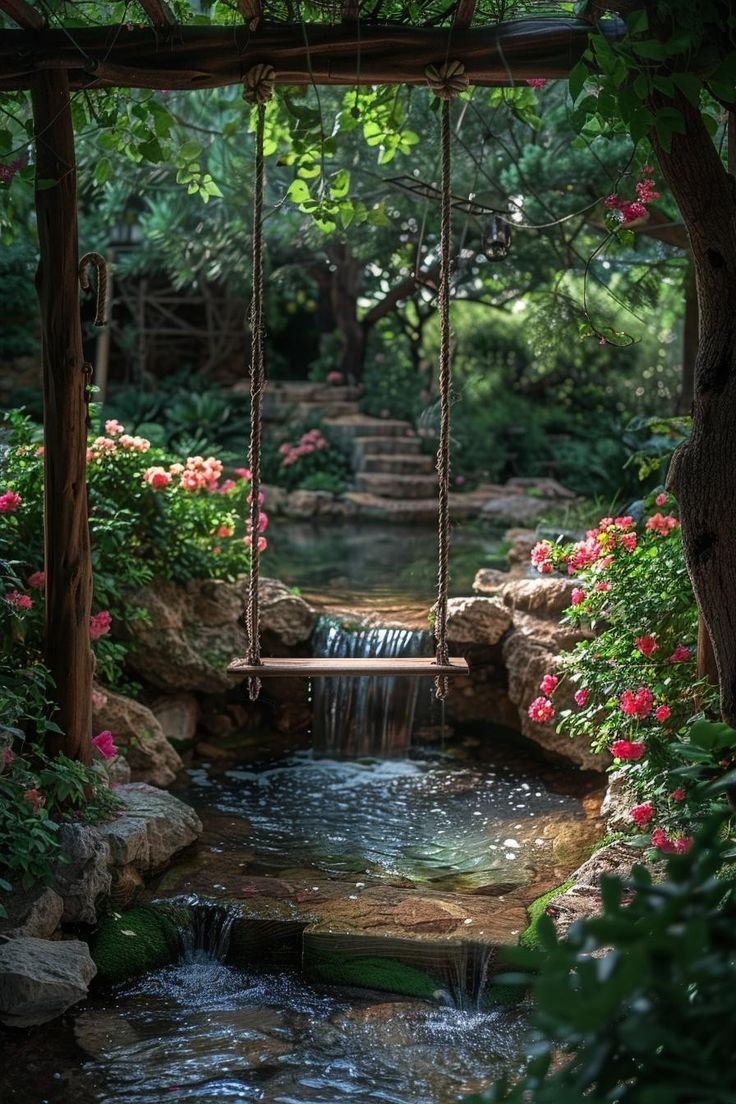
[31,70,93,762]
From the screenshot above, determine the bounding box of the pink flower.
[620,533,637,553]
[539,673,558,696]
[655,492,667,506]
[143,466,172,490]
[668,643,690,663]
[218,480,236,494]
[234,467,252,480]
[528,696,554,724]
[244,535,268,553]
[620,201,649,225]
[614,516,634,530]
[530,541,552,572]
[27,571,46,590]
[455,475,466,487]
[620,687,653,719]
[89,610,112,640]
[5,590,32,609]
[23,788,45,814]
[92,729,117,760]
[571,587,586,606]
[527,78,548,89]
[635,635,658,657]
[326,370,343,383]
[630,801,654,827]
[594,581,611,593]
[91,688,108,711]
[654,704,671,723]
[609,739,645,760]
[670,788,686,802]
[651,826,675,852]
[645,512,679,537]
[674,836,692,853]
[0,490,21,513]
[258,511,269,533]
[216,524,234,538]
[604,194,621,210]
[104,419,124,435]
[574,688,589,707]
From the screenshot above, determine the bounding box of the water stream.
[311,618,432,756]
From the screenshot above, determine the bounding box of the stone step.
[355,472,439,499]
[294,401,361,420]
[324,415,414,442]
[353,435,423,456]
[361,454,435,475]
[259,381,362,403]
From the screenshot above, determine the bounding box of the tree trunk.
[677,262,697,415]
[32,70,93,762]
[654,96,736,724]
[327,242,365,380]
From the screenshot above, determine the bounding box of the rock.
[93,688,183,787]
[89,904,184,985]
[472,568,508,596]
[127,577,316,693]
[601,770,637,833]
[110,863,145,909]
[501,577,576,618]
[481,495,550,525]
[0,886,64,939]
[502,614,606,771]
[445,596,512,645]
[282,490,335,519]
[97,783,202,874]
[572,842,642,889]
[0,937,96,1027]
[54,824,112,925]
[505,529,537,574]
[150,693,199,749]
[505,477,576,501]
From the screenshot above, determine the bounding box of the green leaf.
[569,59,589,103]
[94,158,112,186]
[178,140,202,161]
[287,178,311,204]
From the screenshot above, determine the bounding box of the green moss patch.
[89,903,187,985]
[519,879,575,951]
[303,944,441,1001]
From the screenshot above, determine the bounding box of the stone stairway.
[322,414,438,500]
[262,380,362,423]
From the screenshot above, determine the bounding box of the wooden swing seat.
[227,656,469,678]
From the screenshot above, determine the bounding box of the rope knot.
[425,60,468,100]
[243,63,275,105]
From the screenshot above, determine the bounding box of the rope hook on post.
[243,63,275,701]
[425,60,468,700]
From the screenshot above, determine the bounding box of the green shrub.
[263,423,352,492]
[473,814,736,1104]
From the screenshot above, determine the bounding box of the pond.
[266,520,507,612]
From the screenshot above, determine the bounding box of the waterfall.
[311,616,432,757]
[174,899,237,964]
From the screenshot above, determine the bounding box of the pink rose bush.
[272,424,352,493]
[525,489,717,857]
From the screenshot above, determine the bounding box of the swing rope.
[243,64,275,701]
[426,60,467,699]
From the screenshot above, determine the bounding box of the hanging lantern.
[483,213,512,260]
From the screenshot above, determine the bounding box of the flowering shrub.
[527,491,718,856]
[0,733,123,905]
[0,408,263,712]
[272,425,351,493]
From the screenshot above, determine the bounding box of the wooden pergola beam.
[0,0,43,30]
[0,18,615,90]
[137,0,176,27]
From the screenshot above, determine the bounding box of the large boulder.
[126,577,316,693]
[93,687,183,787]
[54,824,112,925]
[150,693,199,749]
[445,596,512,645]
[500,577,576,618]
[0,937,96,1027]
[0,886,64,940]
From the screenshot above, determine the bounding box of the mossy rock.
[303,943,441,1001]
[89,903,189,985]
[518,878,575,951]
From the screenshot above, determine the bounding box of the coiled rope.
[425,61,467,699]
[243,64,275,701]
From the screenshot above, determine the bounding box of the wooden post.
[32,70,93,762]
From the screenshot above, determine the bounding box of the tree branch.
[137,0,176,27]
[0,0,43,30]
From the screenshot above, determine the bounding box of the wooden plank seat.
[227,656,469,678]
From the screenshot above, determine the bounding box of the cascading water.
[169,898,237,964]
[311,616,433,757]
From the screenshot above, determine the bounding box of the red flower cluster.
[528,696,554,724]
[89,610,112,640]
[635,635,658,657]
[604,167,660,226]
[620,687,654,719]
[630,801,654,827]
[0,490,21,513]
[609,739,645,760]
[645,513,679,537]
